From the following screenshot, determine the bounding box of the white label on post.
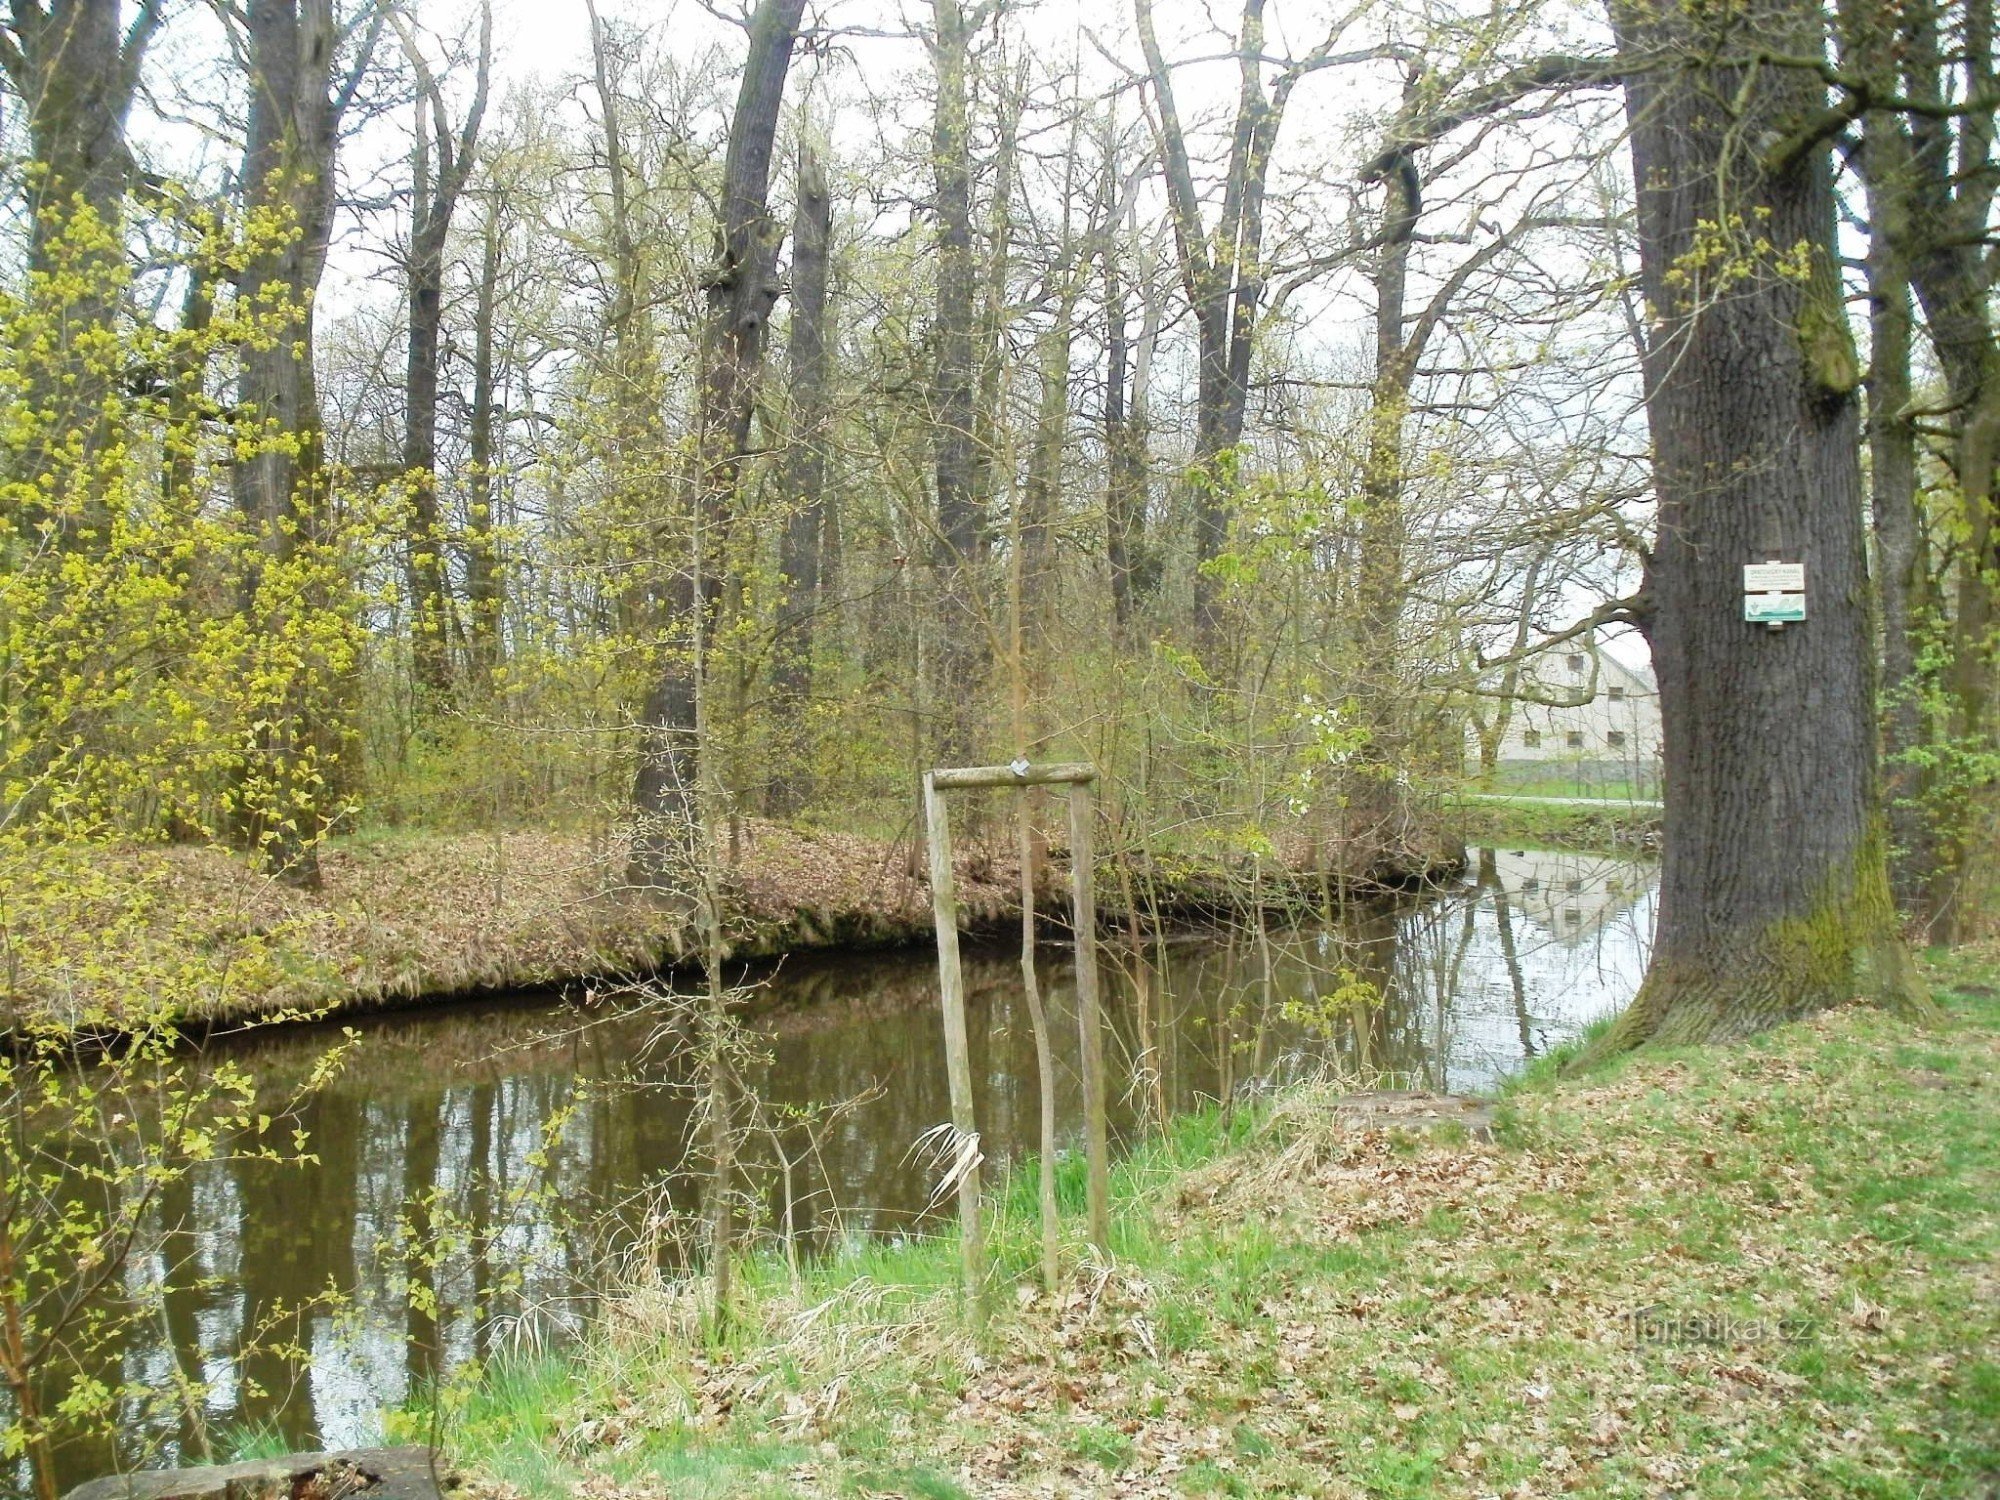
[1744,562,1805,593]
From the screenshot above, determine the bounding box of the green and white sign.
[1743,559,1806,625]
[1745,591,1807,623]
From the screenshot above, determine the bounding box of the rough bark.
[770,142,833,815]
[629,0,806,882]
[1594,0,1925,1053]
[1355,137,1419,743]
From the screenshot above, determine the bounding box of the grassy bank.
[428,953,2000,1499]
[1448,793,1660,852]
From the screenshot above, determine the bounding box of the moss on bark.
[1580,829,1933,1062]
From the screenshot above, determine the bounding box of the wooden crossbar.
[928,760,1097,789]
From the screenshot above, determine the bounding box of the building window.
[1565,908,1583,924]
[1566,731,1584,749]
[1607,730,1627,748]
[1521,877,1539,892]
[1566,879,1583,893]
[1566,653,1586,674]
[1608,685,1625,701]
[1522,730,1541,748]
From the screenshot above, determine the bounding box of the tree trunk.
[770,143,833,815]
[232,0,382,886]
[1020,179,1080,661]
[1896,0,1997,934]
[1848,85,1933,911]
[1099,120,1151,639]
[584,0,667,660]
[1354,140,1418,779]
[1,0,158,545]
[1134,0,1285,656]
[395,4,491,711]
[162,214,218,511]
[630,0,806,882]
[1833,0,1998,933]
[1595,0,1924,1052]
[927,0,986,768]
[465,195,504,685]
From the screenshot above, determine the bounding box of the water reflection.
[25,847,1653,1494]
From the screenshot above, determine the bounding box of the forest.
[2,0,1998,1495]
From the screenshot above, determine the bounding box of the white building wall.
[1472,647,1662,789]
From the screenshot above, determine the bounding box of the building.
[1470,642,1662,794]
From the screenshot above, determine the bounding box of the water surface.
[28,846,1653,1493]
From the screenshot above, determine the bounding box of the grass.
[215,1420,297,1463]
[1447,792,1659,851]
[431,950,2000,1498]
[1466,773,1658,803]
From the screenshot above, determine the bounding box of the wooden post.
[1069,780,1111,1251]
[922,770,984,1310]
[925,760,1111,1277]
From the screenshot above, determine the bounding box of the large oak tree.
[1598,0,1927,1049]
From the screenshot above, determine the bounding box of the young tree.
[1833,0,1997,930]
[1596,0,1924,1050]
[1839,0,1933,909]
[464,177,506,686]
[1097,112,1154,639]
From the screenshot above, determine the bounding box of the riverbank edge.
[1445,794,1661,851]
[418,947,2000,1499]
[5,819,1469,1033]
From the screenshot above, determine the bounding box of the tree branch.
[1361,52,1627,178]
[333,0,389,124]
[1473,591,1654,676]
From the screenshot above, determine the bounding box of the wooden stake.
[1069,780,1111,1252]
[922,770,984,1311]
[1017,788,1060,1294]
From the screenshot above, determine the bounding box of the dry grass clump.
[1174,1076,1496,1222]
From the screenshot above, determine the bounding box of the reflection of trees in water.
[32,861,1657,1487]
